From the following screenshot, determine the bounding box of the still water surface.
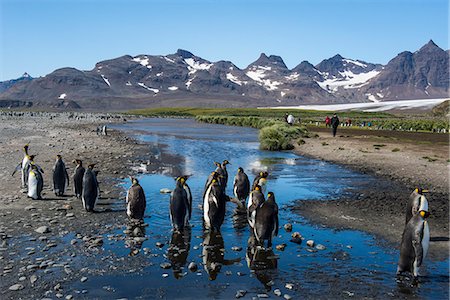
[84,118,449,299]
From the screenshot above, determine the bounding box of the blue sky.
[0,0,448,80]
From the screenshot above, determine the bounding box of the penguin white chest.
[28,173,38,198]
[422,220,430,259]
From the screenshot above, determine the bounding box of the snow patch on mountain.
[343,59,367,68]
[226,73,244,86]
[133,56,151,68]
[168,86,179,91]
[246,67,282,91]
[317,70,380,92]
[101,74,111,87]
[137,82,158,93]
[184,58,213,74]
[285,73,299,81]
[58,93,67,99]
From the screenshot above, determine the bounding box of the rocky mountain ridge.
[0,40,448,110]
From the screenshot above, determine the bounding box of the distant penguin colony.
[12,142,435,280]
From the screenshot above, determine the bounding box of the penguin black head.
[415,188,429,194]
[176,176,186,184]
[29,155,36,161]
[214,161,221,167]
[254,184,261,191]
[88,163,96,169]
[419,210,430,219]
[223,160,230,166]
[237,167,244,173]
[267,192,275,202]
[262,171,269,178]
[130,176,139,185]
[23,144,29,151]
[73,159,83,165]
[56,154,62,160]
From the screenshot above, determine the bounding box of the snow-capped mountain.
[0,40,448,110]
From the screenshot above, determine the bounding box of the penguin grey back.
[127,179,146,220]
[170,178,189,230]
[82,166,98,212]
[53,156,69,196]
[254,192,278,247]
[233,167,250,201]
[73,160,85,198]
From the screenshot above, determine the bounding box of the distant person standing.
[287,114,294,126]
[331,114,340,137]
[325,116,331,127]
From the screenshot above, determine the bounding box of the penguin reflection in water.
[246,239,278,290]
[170,176,192,231]
[72,159,85,199]
[27,163,44,200]
[202,231,241,280]
[397,208,430,280]
[52,155,70,196]
[126,177,146,220]
[82,164,99,212]
[167,228,192,278]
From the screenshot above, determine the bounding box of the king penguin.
[53,155,70,196]
[126,177,146,220]
[73,159,85,199]
[215,160,230,192]
[203,178,226,231]
[12,144,31,190]
[397,209,430,278]
[27,163,44,200]
[252,171,268,194]
[233,167,250,204]
[170,176,191,231]
[82,164,99,212]
[405,188,429,225]
[254,192,279,248]
[247,185,265,229]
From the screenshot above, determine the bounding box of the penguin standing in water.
[215,160,230,192]
[252,171,268,194]
[52,155,69,196]
[203,178,226,231]
[397,208,430,278]
[82,164,99,212]
[126,177,146,220]
[247,185,265,229]
[405,188,429,225]
[73,159,85,199]
[233,167,250,204]
[28,163,44,200]
[170,176,191,231]
[254,192,279,248]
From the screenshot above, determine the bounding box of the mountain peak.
[22,72,31,78]
[176,49,195,59]
[250,53,287,69]
[418,39,442,53]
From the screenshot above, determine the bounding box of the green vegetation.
[432,100,450,117]
[391,148,401,152]
[422,156,438,162]
[259,123,307,151]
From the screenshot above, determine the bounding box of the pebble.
[231,246,242,251]
[283,294,292,300]
[283,223,293,232]
[160,262,172,269]
[30,275,38,284]
[66,213,75,218]
[274,289,282,296]
[9,284,24,291]
[306,240,315,247]
[156,242,164,248]
[80,276,88,282]
[257,294,269,298]
[235,290,247,298]
[25,206,36,211]
[160,188,172,194]
[290,237,302,244]
[19,276,26,281]
[70,239,78,245]
[285,283,294,290]
[133,237,147,243]
[188,262,197,272]
[162,273,169,278]
[56,293,63,298]
[276,244,286,251]
[66,295,74,300]
[316,244,326,250]
[35,226,50,234]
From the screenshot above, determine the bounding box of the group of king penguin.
[13,144,433,280]
[12,144,100,212]
[126,160,279,248]
[397,188,430,280]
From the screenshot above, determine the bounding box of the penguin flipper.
[12,163,22,176]
[412,233,424,268]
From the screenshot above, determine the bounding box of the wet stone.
[30,275,38,284]
[235,290,247,298]
[316,244,326,250]
[160,262,172,269]
[283,294,292,300]
[285,283,294,290]
[276,244,286,251]
[258,294,269,298]
[9,283,24,291]
[35,226,50,234]
[306,240,315,247]
[231,246,242,251]
[80,276,88,282]
[188,262,197,272]
[274,289,282,297]
[283,223,293,232]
